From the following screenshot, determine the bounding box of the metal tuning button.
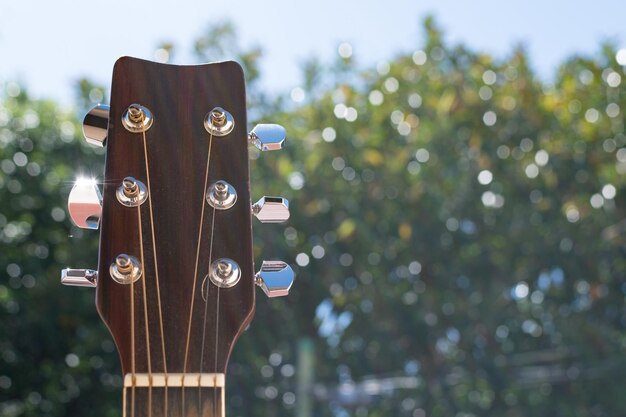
[83,104,110,147]
[248,124,286,151]
[68,179,102,230]
[255,261,294,297]
[61,268,98,287]
[252,196,290,223]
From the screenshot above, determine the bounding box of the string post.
[128,105,145,123]
[204,107,235,136]
[116,255,133,274]
[122,177,139,197]
[206,180,237,210]
[123,103,153,133]
[208,258,241,289]
[110,254,142,285]
[216,260,233,278]
[116,177,148,207]
[210,109,226,127]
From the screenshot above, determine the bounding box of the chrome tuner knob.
[252,196,290,223]
[61,268,98,287]
[68,179,102,230]
[255,261,294,297]
[83,104,110,147]
[248,124,286,151]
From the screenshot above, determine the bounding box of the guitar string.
[181,127,215,415]
[213,284,221,417]
[130,257,136,417]
[136,185,152,417]
[140,119,169,416]
[198,206,217,415]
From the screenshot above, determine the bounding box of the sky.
[0,0,625,104]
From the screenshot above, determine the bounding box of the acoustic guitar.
[61,56,294,417]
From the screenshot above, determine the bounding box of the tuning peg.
[83,104,110,147]
[255,261,294,297]
[61,268,98,287]
[248,124,286,151]
[68,178,102,230]
[252,196,290,223]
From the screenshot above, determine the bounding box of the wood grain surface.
[95,57,255,381]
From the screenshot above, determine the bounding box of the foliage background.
[2,18,626,417]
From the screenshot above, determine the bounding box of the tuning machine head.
[68,178,102,230]
[248,124,286,151]
[252,196,290,223]
[83,104,110,147]
[255,261,294,297]
[61,268,98,287]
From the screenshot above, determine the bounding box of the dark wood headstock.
[95,56,254,376]
[62,56,295,416]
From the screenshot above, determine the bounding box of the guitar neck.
[123,374,225,417]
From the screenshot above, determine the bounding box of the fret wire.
[182,129,215,416]
[140,121,169,416]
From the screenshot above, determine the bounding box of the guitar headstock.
[62,57,294,385]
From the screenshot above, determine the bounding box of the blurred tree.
[1,17,626,417]
[0,85,118,416]
[193,21,267,117]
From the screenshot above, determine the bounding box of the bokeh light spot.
[482,191,504,208]
[288,172,305,190]
[483,111,497,126]
[334,103,347,119]
[479,86,493,101]
[590,193,604,208]
[513,282,529,299]
[482,70,497,85]
[415,148,429,163]
[534,150,549,166]
[338,42,353,58]
[322,127,336,142]
[290,87,305,103]
[477,170,493,185]
[345,107,358,122]
[525,164,539,178]
[412,50,427,65]
[602,184,616,199]
[369,90,384,106]
[311,245,325,259]
[296,253,310,267]
[65,354,80,368]
[606,71,621,87]
[384,77,399,93]
[566,206,580,223]
[585,108,599,123]
[606,103,620,118]
[408,93,422,108]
